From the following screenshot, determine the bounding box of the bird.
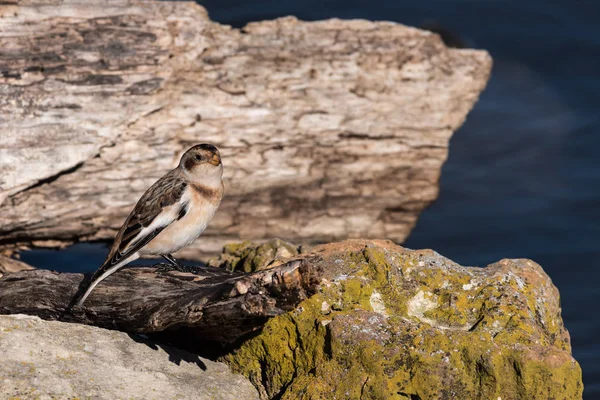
[72,144,224,307]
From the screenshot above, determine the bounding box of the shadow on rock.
[128,332,207,371]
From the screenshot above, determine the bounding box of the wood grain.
[0,258,321,342]
[0,0,492,258]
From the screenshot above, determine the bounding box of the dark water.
[21,0,599,396]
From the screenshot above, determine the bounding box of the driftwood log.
[0,254,34,277]
[0,258,321,342]
[0,0,492,259]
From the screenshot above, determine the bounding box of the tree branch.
[0,258,322,342]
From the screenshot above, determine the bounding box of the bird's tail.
[70,254,139,308]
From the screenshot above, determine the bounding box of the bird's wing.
[70,169,190,307]
[101,169,189,271]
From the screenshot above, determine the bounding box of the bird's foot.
[153,262,203,274]
[154,262,176,273]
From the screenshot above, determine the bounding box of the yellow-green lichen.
[209,239,298,272]
[222,240,583,400]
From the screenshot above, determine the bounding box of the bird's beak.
[209,153,221,166]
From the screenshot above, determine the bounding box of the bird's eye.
[194,154,202,161]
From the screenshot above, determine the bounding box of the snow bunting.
[73,144,224,306]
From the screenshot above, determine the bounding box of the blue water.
[21,0,599,396]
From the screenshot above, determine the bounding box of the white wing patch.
[122,202,182,254]
[141,185,219,255]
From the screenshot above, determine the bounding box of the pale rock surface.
[0,314,259,400]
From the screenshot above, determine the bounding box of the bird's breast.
[142,194,221,255]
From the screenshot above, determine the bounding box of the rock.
[223,240,583,400]
[0,0,492,259]
[0,314,259,400]
[0,240,583,399]
[208,238,299,272]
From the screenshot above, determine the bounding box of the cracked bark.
[0,0,492,260]
[0,258,321,342]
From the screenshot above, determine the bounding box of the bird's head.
[180,144,223,184]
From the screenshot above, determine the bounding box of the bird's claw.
[154,262,176,273]
[153,262,202,274]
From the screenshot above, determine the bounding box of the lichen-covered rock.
[223,240,582,400]
[0,314,259,400]
[209,238,299,272]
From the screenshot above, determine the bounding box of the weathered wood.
[0,0,492,259]
[0,258,321,342]
[0,254,34,277]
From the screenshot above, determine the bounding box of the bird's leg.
[162,254,183,268]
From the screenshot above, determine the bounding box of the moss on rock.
[209,239,298,273]
[222,239,582,400]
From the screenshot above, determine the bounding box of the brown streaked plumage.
[107,170,188,267]
[72,144,224,307]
